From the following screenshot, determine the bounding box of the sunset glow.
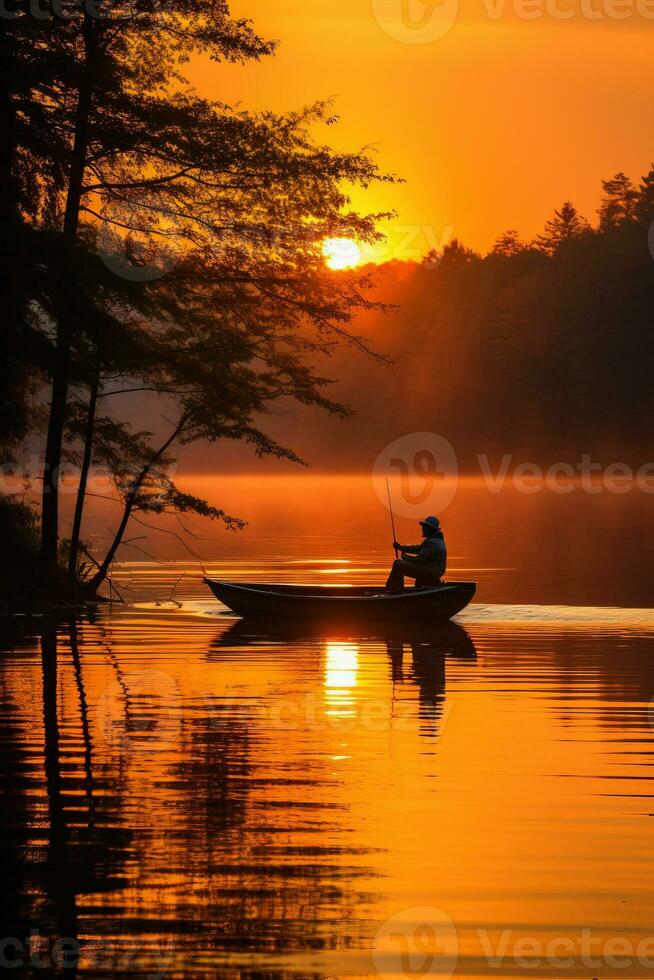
[188,2,654,255]
[7,4,654,977]
[323,237,362,270]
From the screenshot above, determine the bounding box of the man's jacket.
[401,532,447,577]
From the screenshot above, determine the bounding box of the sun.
[322,237,362,270]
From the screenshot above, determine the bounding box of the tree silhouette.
[491,230,525,257]
[635,164,654,222]
[3,3,393,594]
[598,172,639,229]
[535,201,590,254]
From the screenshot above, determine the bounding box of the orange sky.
[187,1,654,257]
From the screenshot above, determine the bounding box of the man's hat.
[420,516,441,531]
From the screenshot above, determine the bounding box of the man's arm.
[402,539,439,563]
[394,541,422,555]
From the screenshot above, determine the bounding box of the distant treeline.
[249,168,654,471]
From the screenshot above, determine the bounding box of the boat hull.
[204,578,476,623]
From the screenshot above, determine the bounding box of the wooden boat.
[204,578,476,623]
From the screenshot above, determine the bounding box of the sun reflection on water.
[324,642,359,718]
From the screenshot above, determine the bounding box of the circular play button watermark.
[371,0,460,44]
[95,668,182,756]
[372,905,459,979]
[372,432,459,519]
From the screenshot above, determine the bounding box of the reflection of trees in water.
[0,621,133,978]
[148,689,379,965]
[0,685,35,965]
[1,617,382,978]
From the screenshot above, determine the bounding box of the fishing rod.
[386,478,399,559]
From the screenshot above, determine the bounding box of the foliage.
[1,1,395,596]
[535,201,590,254]
[490,230,526,257]
[0,496,49,602]
[598,172,639,229]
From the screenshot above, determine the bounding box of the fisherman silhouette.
[385,515,447,593]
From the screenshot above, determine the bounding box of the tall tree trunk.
[0,16,25,456]
[83,420,187,597]
[68,368,100,586]
[0,19,17,229]
[41,336,72,570]
[40,14,98,572]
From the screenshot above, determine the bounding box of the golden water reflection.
[1,583,654,978]
[324,641,359,719]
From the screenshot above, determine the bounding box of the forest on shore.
[250,171,654,473]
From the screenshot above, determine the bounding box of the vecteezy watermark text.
[478,453,654,495]
[370,0,654,46]
[0,0,172,21]
[478,927,654,970]
[0,456,179,496]
[0,931,173,978]
[203,691,448,735]
[373,433,654,519]
[372,909,654,979]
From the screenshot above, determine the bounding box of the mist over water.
[68,474,654,608]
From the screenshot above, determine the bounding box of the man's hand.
[393,540,403,551]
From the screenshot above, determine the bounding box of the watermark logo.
[371,914,654,978]
[369,0,654,37]
[373,433,459,519]
[372,906,459,979]
[0,1,174,22]
[371,434,654,515]
[362,224,455,265]
[0,931,173,978]
[477,453,654,495]
[477,926,654,971]
[371,0,459,43]
[0,457,179,497]
[96,205,178,282]
[482,0,654,20]
[95,669,182,756]
[201,691,433,734]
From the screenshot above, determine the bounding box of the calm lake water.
[2,478,654,978]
